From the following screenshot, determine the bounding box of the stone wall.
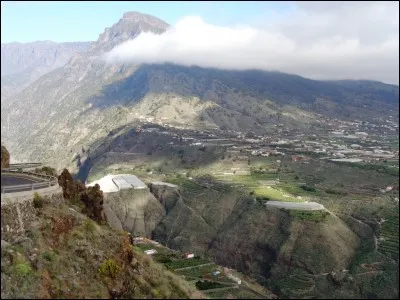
[1,192,63,242]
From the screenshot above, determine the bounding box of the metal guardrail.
[1,169,58,194]
[3,163,43,171]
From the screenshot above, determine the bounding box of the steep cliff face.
[148,182,181,213]
[103,188,165,238]
[148,181,362,298]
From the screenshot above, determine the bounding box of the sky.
[1,1,399,84]
[1,1,290,43]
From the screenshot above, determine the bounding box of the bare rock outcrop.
[103,189,165,238]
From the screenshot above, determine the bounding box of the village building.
[144,249,157,255]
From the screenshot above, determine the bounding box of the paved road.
[1,174,41,186]
[1,174,46,193]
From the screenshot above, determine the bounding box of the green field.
[164,258,210,270]
[379,216,399,261]
[205,288,264,299]
[175,263,219,280]
[278,269,316,298]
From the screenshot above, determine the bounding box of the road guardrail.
[3,163,43,171]
[1,169,58,194]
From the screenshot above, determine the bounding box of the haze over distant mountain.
[1,41,92,97]
[0,11,398,168]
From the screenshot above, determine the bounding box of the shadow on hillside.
[73,63,399,181]
[73,123,229,183]
[81,63,398,122]
[82,64,325,110]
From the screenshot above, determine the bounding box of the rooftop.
[87,174,147,193]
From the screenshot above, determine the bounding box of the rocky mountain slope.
[1,41,92,97]
[104,188,166,238]
[1,12,398,169]
[148,178,398,299]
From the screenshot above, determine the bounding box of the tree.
[1,145,10,169]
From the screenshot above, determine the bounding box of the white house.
[184,253,194,259]
[144,249,157,255]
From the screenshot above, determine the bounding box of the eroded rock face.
[103,189,165,238]
[148,182,180,213]
[1,145,10,169]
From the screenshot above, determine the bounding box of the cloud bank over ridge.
[104,1,399,84]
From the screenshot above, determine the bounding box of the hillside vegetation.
[1,194,201,299]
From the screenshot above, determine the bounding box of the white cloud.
[104,1,399,84]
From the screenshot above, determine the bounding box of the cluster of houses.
[133,114,398,169]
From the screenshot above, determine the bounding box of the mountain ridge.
[1,11,398,168]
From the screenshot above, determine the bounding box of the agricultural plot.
[278,271,316,298]
[205,287,265,299]
[164,258,210,270]
[175,263,219,280]
[177,265,237,283]
[134,244,179,259]
[216,174,302,202]
[378,216,399,261]
[170,178,206,199]
[252,186,301,202]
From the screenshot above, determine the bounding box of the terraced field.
[133,240,273,298]
[175,264,236,284]
[176,179,206,199]
[205,287,263,299]
[278,270,316,298]
[175,263,219,281]
[164,258,210,270]
[379,216,399,261]
[215,174,303,202]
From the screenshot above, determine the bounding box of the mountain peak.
[96,11,169,51]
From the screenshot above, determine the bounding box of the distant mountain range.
[1,11,398,169]
[1,41,93,97]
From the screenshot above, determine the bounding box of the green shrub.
[300,185,316,192]
[33,192,44,208]
[99,259,121,279]
[195,280,224,290]
[84,219,96,234]
[13,263,32,278]
[42,251,55,261]
[155,254,172,264]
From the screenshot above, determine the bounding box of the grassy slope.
[0,198,202,299]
